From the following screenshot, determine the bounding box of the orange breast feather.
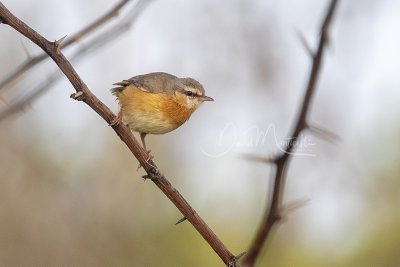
[117,85,195,134]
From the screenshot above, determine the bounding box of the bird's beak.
[198,95,214,101]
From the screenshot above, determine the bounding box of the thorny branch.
[0,0,132,91]
[242,1,339,266]
[0,0,151,122]
[0,2,240,266]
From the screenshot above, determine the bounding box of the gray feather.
[110,72,204,96]
[128,72,178,94]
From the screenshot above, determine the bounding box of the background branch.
[0,0,132,91]
[0,2,239,266]
[0,0,151,122]
[242,1,339,266]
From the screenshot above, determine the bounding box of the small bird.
[110,72,214,159]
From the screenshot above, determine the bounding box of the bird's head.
[173,77,214,110]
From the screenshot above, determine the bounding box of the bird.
[110,72,214,160]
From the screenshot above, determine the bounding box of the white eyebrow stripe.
[184,87,203,96]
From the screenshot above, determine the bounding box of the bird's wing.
[111,72,178,95]
[129,72,177,94]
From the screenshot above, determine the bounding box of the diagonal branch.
[0,0,150,122]
[242,1,339,266]
[0,0,131,91]
[0,2,239,266]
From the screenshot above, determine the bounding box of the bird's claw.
[110,111,122,126]
[137,150,155,170]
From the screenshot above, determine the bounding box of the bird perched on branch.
[110,72,214,160]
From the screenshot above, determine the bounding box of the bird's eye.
[185,91,194,96]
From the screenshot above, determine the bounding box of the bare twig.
[0,0,150,122]
[0,0,131,91]
[242,1,339,266]
[0,2,238,266]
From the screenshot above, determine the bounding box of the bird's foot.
[137,150,155,170]
[110,111,122,126]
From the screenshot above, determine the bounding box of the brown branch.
[0,0,131,91]
[242,1,339,266]
[0,0,151,122]
[0,2,239,266]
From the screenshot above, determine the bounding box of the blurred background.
[1,0,400,266]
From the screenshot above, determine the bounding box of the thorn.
[281,198,310,220]
[307,123,340,142]
[175,217,187,225]
[296,29,314,58]
[241,153,276,164]
[235,251,247,260]
[70,91,83,100]
[55,35,67,48]
[20,40,31,58]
